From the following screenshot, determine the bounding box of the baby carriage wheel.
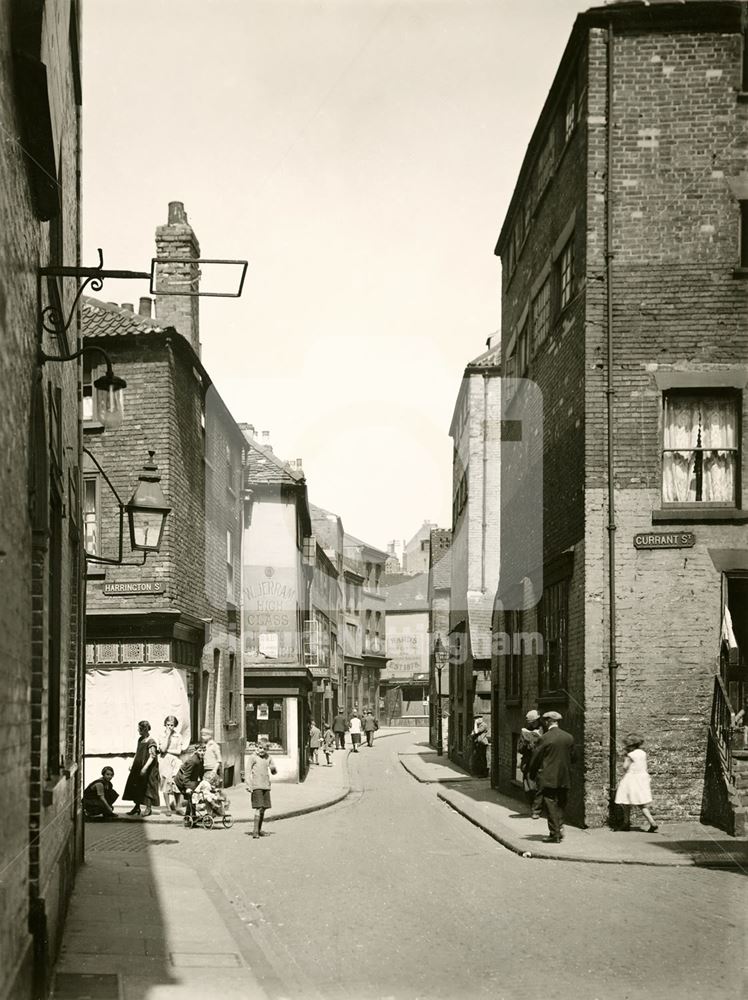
[222,814,234,829]
[183,814,194,829]
[202,814,214,830]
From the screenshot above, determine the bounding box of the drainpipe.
[481,372,489,593]
[605,22,619,823]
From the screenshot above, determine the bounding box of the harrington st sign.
[103,581,165,595]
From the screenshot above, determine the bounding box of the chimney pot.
[122,302,134,312]
[168,201,188,224]
[138,296,152,318]
[262,431,270,440]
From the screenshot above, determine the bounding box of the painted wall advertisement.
[243,565,299,660]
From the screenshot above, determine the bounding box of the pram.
[183,781,233,830]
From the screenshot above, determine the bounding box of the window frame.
[538,579,569,699]
[531,277,551,354]
[661,389,741,509]
[557,237,574,313]
[505,610,522,704]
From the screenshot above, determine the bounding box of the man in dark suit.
[528,711,575,843]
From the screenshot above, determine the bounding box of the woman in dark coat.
[123,720,160,817]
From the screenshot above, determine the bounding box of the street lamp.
[434,635,448,757]
[84,447,171,565]
[127,451,171,552]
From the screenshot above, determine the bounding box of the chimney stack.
[139,296,152,318]
[154,201,201,356]
[122,302,134,312]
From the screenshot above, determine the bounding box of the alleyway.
[61,731,744,1000]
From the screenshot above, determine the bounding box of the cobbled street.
[82,731,745,1000]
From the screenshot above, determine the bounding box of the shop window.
[245,698,285,751]
[538,579,569,697]
[662,392,739,505]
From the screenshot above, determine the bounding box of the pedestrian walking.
[528,711,575,843]
[200,728,222,783]
[363,710,378,747]
[83,766,119,820]
[322,724,335,765]
[615,733,658,832]
[308,721,321,764]
[123,720,160,817]
[518,709,543,818]
[332,709,348,750]
[174,745,205,820]
[349,710,362,752]
[470,716,490,777]
[246,741,277,839]
[158,715,184,813]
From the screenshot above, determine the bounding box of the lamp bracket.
[82,446,149,567]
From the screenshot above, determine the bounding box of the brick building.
[448,341,501,771]
[307,541,340,724]
[0,3,85,995]
[382,572,430,725]
[492,1,748,831]
[83,204,245,795]
[428,529,452,750]
[241,428,314,781]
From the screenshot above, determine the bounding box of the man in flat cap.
[528,711,575,843]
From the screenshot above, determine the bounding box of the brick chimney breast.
[154,201,201,357]
[138,296,152,318]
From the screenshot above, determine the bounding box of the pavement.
[399,742,748,869]
[52,729,409,1000]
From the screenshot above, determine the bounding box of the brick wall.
[0,1,84,994]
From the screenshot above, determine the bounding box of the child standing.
[615,733,658,832]
[322,724,335,765]
[246,741,277,839]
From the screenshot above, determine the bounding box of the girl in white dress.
[615,733,658,832]
[158,715,184,813]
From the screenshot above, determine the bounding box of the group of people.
[518,709,657,842]
[319,709,379,756]
[82,717,223,821]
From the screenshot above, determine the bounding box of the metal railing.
[710,673,736,786]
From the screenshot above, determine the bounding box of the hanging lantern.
[93,367,126,430]
[126,451,171,552]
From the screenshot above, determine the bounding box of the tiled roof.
[244,436,305,487]
[82,297,168,338]
[466,340,501,370]
[430,549,451,590]
[383,572,429,611]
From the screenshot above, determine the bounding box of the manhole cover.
[52,972,119,998]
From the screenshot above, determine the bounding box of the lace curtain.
[663,395,737,503]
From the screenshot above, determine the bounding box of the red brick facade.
[492,3,748,828]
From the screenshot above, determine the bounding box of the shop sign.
[633,531,695,550]
[103,581,165,595]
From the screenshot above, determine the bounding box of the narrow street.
[82,731,744,1000]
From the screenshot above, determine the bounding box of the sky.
[82,0,592,550]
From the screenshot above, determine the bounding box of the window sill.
[652,508,748,525]
[731,267,748,280]
[83,421,105,435]
[737,92,748,104]
[538,693,569,705]
[86,566,106,580]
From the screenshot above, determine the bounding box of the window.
[303,619,319,666]
[228,652,235,721]
[537,129,556,194]
[512,732,523,783]
[47,490,63,775]
[563,83,576,142]
[538,579,568,697]
[662,393,739,505]
[505,610,522,702]
[557,237,574,312]
[532,278,551,352]
[517,322,529,376]
[740,201,748,268]
[83,476,98,555]
[82,356,95,423]
[226,529,234,597]
[245,698,285,751]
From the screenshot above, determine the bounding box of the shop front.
[243,667,312,782]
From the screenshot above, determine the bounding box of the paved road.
[88,731,745,1000]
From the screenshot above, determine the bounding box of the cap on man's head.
[526,710,540,722]
[542,711,562,721]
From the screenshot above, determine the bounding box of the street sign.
[103,581,165,595]
[633,531,695,550]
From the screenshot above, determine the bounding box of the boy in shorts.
[246,741,277,839]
